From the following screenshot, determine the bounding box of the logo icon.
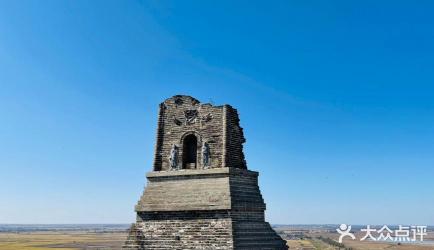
[336,224,356,243]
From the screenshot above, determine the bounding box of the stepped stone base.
[123,168,288,250]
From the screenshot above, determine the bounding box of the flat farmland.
[0,231,127,250]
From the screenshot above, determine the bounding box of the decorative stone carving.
[184,109,198,125]
[202,141,210,168]
[173,111,213,127]
[169,144,179,170]
[201,113,213,123]
[173,116,182,126]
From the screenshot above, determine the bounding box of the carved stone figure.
[169,144,179,170]
[202,141,210,168]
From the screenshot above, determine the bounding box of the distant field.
[0,231,127,250]
[286,238,335,249]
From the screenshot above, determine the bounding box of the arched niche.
[181,132,200,169]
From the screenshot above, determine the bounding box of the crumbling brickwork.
[124,95,287,250]
[153,95,246,171]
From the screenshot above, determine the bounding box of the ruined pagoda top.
[153,95,247,171]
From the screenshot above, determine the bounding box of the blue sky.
[1,0,433,225]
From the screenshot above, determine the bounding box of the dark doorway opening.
[182,134,197,169]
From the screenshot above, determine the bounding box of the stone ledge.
[147,167,258,179]
[135,167,265,213]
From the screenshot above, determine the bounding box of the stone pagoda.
[123,95,288,250]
